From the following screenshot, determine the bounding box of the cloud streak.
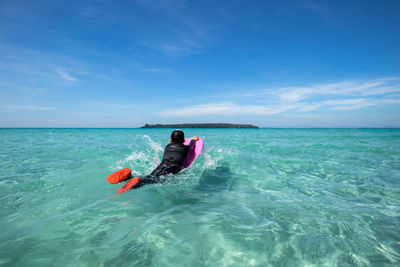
[274,78,400,102]
[143,68,170,73]
[134,0,226,57]
[161,103,303,117]
[160,78,400,117]
[55,69,78,82]
[2,105,55,111]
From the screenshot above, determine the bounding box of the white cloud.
[134,0,215,57]
[3,105,55,111]
[55,69,78,82]
[275,78,400,102]
[135,0,186,12]
[327,98,400,110]
[141,38,205,57]
[299,97,400,111]
[297,103,323,112]
[160,78,400,117]
[160,103,303,117]
[143,68,170,73]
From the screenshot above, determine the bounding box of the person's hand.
[192,136,199,141]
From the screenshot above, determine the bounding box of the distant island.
[141,123,259,128]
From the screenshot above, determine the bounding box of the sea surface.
[0,128,399,266]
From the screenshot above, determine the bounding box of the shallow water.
[0,128,399,266]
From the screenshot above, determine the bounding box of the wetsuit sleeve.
[187,139,196,150]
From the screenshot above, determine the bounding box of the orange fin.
[107,168,131,184]
[117,177,143,194]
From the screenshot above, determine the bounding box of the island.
[141,123,259,128]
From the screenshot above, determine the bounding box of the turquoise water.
[0,128,399,266]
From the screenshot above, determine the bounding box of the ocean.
[0,128,399,266]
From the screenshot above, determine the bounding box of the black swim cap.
[171,129,184,143]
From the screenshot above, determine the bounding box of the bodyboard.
[182,137,204,169]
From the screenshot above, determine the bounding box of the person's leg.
[118,164,181,193]
[150,163,169,177]
[169,166,181,174]
[141,164,180,184]
[139,175,159,185]
[134,163,169,186]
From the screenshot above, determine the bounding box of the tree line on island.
[141,123,259,128]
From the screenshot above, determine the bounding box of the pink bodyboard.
[182,137,204,169]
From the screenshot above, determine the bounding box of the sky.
[0,0,399,128]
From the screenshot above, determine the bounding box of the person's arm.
[187,136,199,150]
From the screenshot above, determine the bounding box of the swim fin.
[107,168,131,184]
[117,177,143,194]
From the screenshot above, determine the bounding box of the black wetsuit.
[140,140,195,184]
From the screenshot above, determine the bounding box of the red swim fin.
[117,177,143,194]
[107,168,131,184]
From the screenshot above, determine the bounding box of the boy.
[118,130,198,192]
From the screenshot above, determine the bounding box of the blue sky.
[0,0,399,127]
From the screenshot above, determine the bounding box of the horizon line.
[1,127,399,129]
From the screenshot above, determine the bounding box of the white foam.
[143,135,163,154]
[111,135,164,175]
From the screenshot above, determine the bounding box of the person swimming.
[149,130,198,177]
[116,130,199,193]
